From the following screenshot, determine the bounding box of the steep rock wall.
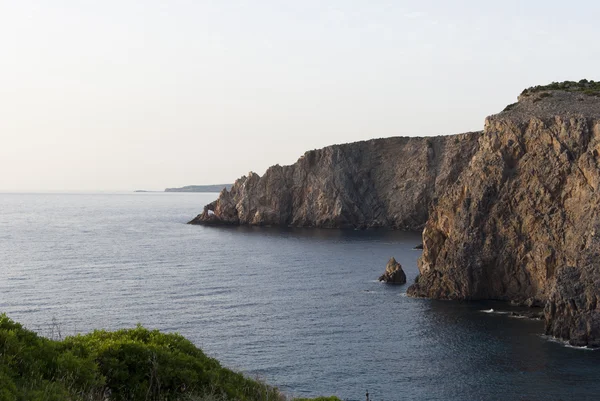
[407,90,600,346]
[189,133,481,230]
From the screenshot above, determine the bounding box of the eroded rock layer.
[407,90,600,346]
[189,133,481,230]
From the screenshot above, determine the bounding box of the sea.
[1,192,599,401]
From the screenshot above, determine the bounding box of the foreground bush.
[0,314,339,401]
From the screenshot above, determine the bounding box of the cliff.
[407,87,600,346]
[188,80,600,346]
[188,133,481,229]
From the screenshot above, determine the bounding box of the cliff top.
[495,80,600,123]
[521,79,600,97]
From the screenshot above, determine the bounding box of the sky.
[2,0,600,191]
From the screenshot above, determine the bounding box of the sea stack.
[379,257,407,284]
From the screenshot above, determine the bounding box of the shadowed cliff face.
[189,133,481,230]
[408,90,600,346]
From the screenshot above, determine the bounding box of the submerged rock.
[379,257,407,284]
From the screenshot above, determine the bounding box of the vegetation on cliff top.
[521,79,600,97]
[0,314,339,401]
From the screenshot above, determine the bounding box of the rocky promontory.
[189,133,481,229]
[408,83,600,346]
[189,80,600,347]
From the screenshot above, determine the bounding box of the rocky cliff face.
[189,133,481,230]
[189,83,600,346]
[407,90,600,346]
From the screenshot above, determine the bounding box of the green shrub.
[0,314,336,401]
[521,80,600,97]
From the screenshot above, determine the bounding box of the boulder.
[379,257,407,284]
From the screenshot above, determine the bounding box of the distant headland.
[134,184,234,193]
[165,184,233,193]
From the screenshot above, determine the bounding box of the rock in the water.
[510,298,544,308]
[413,243,424,250]
[188,134,481,229]
[407,85,600,346]
[379,257,407,284]
[507,311,544,320]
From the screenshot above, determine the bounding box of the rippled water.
[1,192,600,401]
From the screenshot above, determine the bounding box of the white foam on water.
[540,335,598,351]
[480,308,510,315]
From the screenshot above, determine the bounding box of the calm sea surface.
[1,192,599,401]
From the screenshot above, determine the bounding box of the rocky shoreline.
[189,82,600,347]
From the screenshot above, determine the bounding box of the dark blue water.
[1,192,599,401]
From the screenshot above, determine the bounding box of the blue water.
[1,192,599,401]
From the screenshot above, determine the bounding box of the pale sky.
[2,1,600,191]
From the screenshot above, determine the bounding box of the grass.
[0,314,340,401]
[521,79,600,97]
